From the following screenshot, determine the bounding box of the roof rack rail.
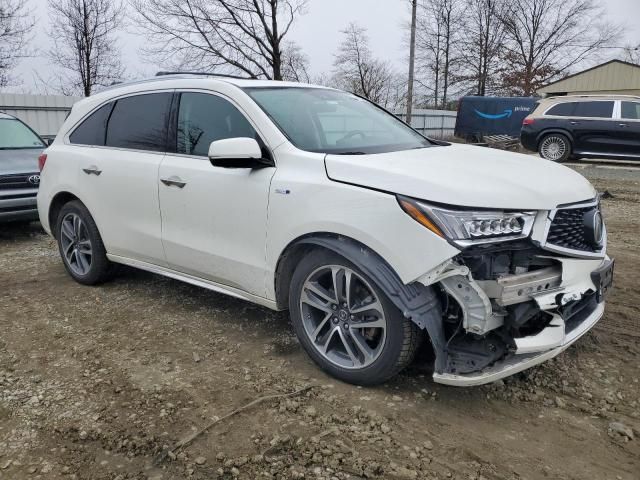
[155,71,254,80]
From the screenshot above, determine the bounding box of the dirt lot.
[1,166,639,480]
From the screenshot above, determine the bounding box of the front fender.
[294,235,449,373]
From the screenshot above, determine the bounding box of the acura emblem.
[583,207,604,248]
[28,175,40,185]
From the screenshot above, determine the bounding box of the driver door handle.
[161,176,187,189]
[82,166,102,176]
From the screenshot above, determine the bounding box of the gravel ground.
[1,165,639,480]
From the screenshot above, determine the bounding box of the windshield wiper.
[334,151,367,155]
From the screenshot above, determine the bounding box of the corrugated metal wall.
[0,93,81,139]
[538,60,640,96]
[395,109,457,138]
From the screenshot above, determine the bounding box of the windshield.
[0,119,45,149]
[244,87,432,154]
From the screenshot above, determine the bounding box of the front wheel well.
[274,235,341,310]
[274,233,448,372]
[48,192,81,238]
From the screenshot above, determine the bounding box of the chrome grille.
[0,173,39,190]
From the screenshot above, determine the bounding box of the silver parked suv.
[0,113,46,223]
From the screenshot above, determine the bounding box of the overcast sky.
[10,0,640,94]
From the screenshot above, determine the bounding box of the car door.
[71,92,173,265]
[569,101,616,154]
[615,101,640,158]
[158,91,276,298]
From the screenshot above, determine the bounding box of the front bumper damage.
[434,302,604,386]
[420,252,613,387]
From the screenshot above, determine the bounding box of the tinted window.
[0,119,45,149]
[546,102,577,116]
[621,101,640,120]
[106,93,172,151]
[573,101,614,118]
[177,93,256,156]
[69,103,113,146]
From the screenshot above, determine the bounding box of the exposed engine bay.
[422,241,610,378]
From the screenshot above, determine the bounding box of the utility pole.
[406,0,418,125]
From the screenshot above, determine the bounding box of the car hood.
[0,148,42,176]
[325,144,597,210]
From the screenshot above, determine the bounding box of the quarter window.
[621,102,640,120]
[546,102,577,117]
[69,103,114,146]
[176,93,256,157]
[105,93,173,152]
[573,101,614,118]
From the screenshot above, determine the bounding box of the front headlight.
[398,196,536,247]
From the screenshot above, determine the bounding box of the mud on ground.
[1,167,639,480]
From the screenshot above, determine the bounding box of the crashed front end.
[401,196,614,387]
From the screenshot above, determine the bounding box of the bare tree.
[131,0,309,80]
[622,44,640,65]
[0,0,33,87]
[333,23,399,107]
[281,42,310,82]
[48,0,125,96]
[414,0,464,108]
[499,0,620,95]
[459,0,508,96]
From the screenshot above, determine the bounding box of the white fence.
[395,108,457,139]
[0,93,81,139]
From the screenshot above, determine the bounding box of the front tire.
[288,250,423,386]
[538,133,571,162]
[55,200,114,285]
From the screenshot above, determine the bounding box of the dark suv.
[0,113,46,223]
[521,95,640,162]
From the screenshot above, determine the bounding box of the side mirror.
[208,137,270,168]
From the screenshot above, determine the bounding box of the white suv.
[37,74,614,387]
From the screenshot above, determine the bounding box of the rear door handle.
[82,166,102,176]
[570,121,580,125]
[161,176,187,188]
[619,123,629,127]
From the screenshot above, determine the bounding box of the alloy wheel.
[540,135,567,161]
[60,213,93,276]
[299,265,387,369]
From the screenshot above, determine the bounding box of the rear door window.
[176,92,256,157]
[621,102,640,120]
[546,102,577,116]
[573,101,614,118]
[69,103,114,146]
[106,93,173,152]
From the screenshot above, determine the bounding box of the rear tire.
[55,200,114,285]
[538,133,571,162]
[288,249,423,386]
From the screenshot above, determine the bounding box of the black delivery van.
[455,96,538,141]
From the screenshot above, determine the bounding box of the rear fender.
[536,129,575,148]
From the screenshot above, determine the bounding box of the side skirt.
[107,254,279,311]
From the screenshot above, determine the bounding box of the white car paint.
[37,75,609,387]
[326,144,597,210]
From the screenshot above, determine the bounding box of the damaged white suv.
[37,75,614,386]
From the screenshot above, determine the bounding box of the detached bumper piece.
[433,300,604,386]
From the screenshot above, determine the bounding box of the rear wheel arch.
[49,192,81,239]
[536,129,574,149]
